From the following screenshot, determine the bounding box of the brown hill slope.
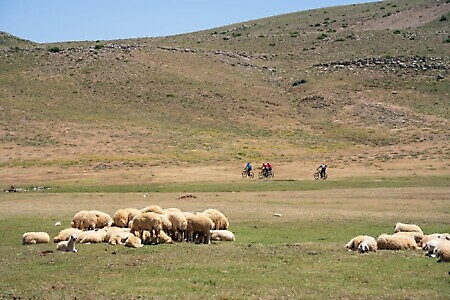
[0,0,448,186]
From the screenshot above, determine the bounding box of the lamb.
[423,238,450,257]
[56,234,78,252]
[376,233,420,250]
[130,212,162,244]
[22,232,50,245]
[201,208,229,230]
[186,214,215,244]
[80,229,107,244]
[53,228,83,243]
[394,222,423,234]
[345,235,377,253]
[166,211,188,242]
[211,230,236,242]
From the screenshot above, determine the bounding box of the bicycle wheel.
[249,171,254,178]
[241,170,247,178]
[313,172,320,180]
[258,171,264,179]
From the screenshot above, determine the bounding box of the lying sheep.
[53,228,83,243]
[130,212,162,244]
[80,229,107,244]
[376,233,420,250]
[125,235,143,248]
[109,231,134,245]
[435,241,450,262]
[143,229,174,244]
[22,232,50,245]
[423,238,450,257]
[211,230,235,242]
[394,222,423,234]
[393,231,424,245]
[71,210,112,230]
[345,235,377,253]
[56,234,78,252]
[421,233,450,248]
[201,208,229,230]
[186,214,215,244]
[104,227,131,243]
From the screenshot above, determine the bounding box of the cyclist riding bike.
[244,162,252,176]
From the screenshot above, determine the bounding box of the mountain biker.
[261,162,269,177]
[317,164,327,178]
[244,162,252,176]
[266,162,273,175]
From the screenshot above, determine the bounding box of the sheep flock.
[345,222,450,262]
[23,205,234,252]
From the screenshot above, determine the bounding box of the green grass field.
[1,177,449,299]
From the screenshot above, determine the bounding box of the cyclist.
[266,162,273,176]
[244,162,253,176]
[261,162,269,177]
[317,163,327,179]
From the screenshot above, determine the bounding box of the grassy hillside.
[0,0,449,186]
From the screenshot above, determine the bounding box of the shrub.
[48,46,61,53]
[439,15,447,22]
[393,30,401,34]
[94,44,104,50]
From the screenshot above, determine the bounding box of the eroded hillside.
[0,0,448,181]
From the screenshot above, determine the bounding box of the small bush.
[94,44,104,50]
[48,46,61,53]
[393,30,401,34]
[439,15,447,22]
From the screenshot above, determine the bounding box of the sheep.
[166,211,188,242]
[394,222,423,234]
[376,233,420,250]
[22,232,50,245]
[113,208,140,228]
[423,238,450,257]
[80,229,107,244]
[124,235,143,248]
[201,208,229,230]
[104,226,131,243]
[186,214,215,244]
[211,230,236,242]
[421,233,450,248]
[435,242,450,262]
[393,231,424,245]
[71,210,91,230]
[143,229,174,244]
[130,212,162,244]
[56,234,78,252]
[71,210,113,231]
[53,228,83,243]
[345,235,377,253]
[92,210,113,229]
[141,205,164,214]
[158,213,173,234]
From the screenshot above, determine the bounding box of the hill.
[0,0,449,186]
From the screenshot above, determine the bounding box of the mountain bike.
[314,171,327,180]
[258,169,274,179]
[242,170,254,178]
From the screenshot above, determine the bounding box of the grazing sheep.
[394,222,423,234]
[80,229,107,244]
[186,214,215,244]
[124,235,143,248]
[130,212,162,244]
[201,208,229,230]
[53,228,83,243]
[166,211,188,242]
[376,234,420,250]
[22,232,50,245]
[113,208,140,228]
[345,235,377,253]
[211,230,236,242]
[158,213,173,234]
[141,205,164,214]
[56,234,78,252]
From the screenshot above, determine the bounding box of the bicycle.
[258,169,274,179]
[314,171,327,180]
[242,170,254,178]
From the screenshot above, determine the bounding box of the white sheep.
[130,212,162,244]
[435,241,450,262]
[345,235,377,253]
[201,208,229,230]
[376,233,420,250]
[104,226,131,243]
[113,208,140,228]
[421,233,450,248]
[166,211,188,242]
[22,232,50,245]
[211,230,236,242]
[56,234,78,252]
[71,210,113,231]
[186,214,215,244]
[125,235,143,248]
[53,228,83,243]
[423,238,450,257]
[80,229,107,244]
[394,222,423,234]
[141,205,164,214]
[143,229,174,244]
[393,231,424,245]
